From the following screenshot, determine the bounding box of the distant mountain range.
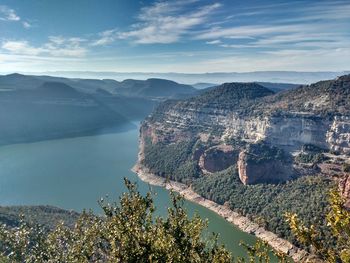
[0,72,341,146]
[0,73,195,98]
[18,70,350,85]
[1,74,196,145]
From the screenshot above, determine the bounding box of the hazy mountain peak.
[194,82,274,105]
[35,81,80,97]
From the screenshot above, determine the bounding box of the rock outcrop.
[327,116,350,154]
[198,145,238,173]
[238,150,293,185]
[340,174,350,208]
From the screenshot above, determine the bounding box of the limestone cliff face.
[145,109,347,154]
[140,76,350,185]
[237,150,293,185]
[326,116,350,154]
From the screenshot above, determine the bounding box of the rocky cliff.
[142,75,350,181]
[138,75,350,254]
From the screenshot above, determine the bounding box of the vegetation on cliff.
[142,138,334,251]
[243,142,289,165]
[192,167,334,250]
[263,74,350,116]
[190,83,275,107]
[142,138,201,184]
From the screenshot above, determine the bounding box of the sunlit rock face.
[327,116,350,155]
[237,150,293,185]
[140,76,350,186]
[145,110,349,155]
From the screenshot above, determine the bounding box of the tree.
[0,179,232,263]
[0,179,294,262]
[286,189,350,262]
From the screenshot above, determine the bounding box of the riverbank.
[132,162,316,262]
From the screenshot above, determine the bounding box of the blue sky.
[0,0,349,73]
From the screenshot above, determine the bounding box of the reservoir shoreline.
[132,139,314,262]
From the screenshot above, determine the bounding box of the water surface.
[0,124,260,258]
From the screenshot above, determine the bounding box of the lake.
[0,123,261,259]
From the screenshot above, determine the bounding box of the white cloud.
[1,1,349,73]
[91,29,117,46]
[194,0,350,53]
[195,24,304,40]
[206,40,221,45]
[22,21,31,28]
[116,1,221,44]
[0,5,20,21]
[2,37,88,57]
[2,41,42,55]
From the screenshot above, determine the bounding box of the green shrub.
[295,153,328,164]
[143,139,200,183]
[244,142,288,165]
[193,169,334,250]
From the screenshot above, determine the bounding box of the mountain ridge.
[19,70,350,84]
[0,73,197,98]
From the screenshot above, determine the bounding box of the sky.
[0,0,349,73]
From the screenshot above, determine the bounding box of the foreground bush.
[4,178,350,262]
[0,179,232,262]
[0,179,290,262]
[286,189,350,262]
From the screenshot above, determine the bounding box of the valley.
[0,73,349,261]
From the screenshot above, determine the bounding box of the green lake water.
[0,123,263,259]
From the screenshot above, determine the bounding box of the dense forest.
[142,138,335,252]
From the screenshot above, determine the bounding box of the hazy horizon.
[1,70,349,85]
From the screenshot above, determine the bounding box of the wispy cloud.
[194,0,350,67]
[0,5,32,29]
[0,5,20,21]
[195,24,305,40]
[91,29,118,46]
[206,40,222,45]
[22,21,31,28]
[1,1,349,73]
[2,37,88,57]
[116,1,221,44]
[2,41,42,55]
